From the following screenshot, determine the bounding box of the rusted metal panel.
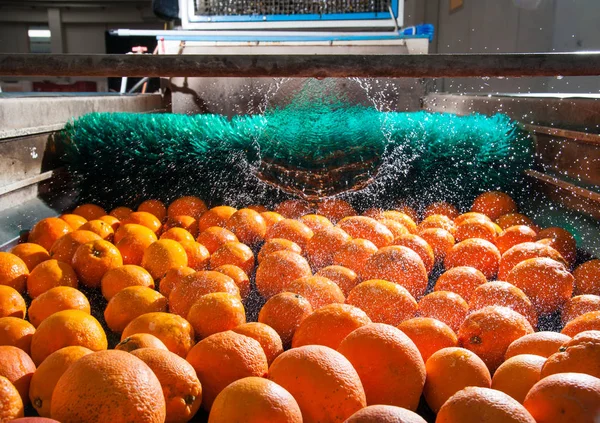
[2,52,600,78]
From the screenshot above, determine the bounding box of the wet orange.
[28,218,73,252]
[418,228,455,263]
[495,225,537,254]
[418,291,469,332]
[378,211,418,234]
[418,214,455,234]
[561,294,600,324]
[496,213,538,232]
[72,239,123,288]
[0,346,35,406]
[28,286,90,328]
[257,292,313,348]
[315,199,356,223]
[79,220,114,241]
[299,214,333,232]
[59,214,88,230]
[231,322,284,365]
[257,238,302,263]
[292,303,371,349]
[345,405,427,423]
[114,223,158,244]
[347,279,417,326]
[497,241,566,280]
[0,285,26,319]
[444,238,501,279]
[72,204,106,221]
[505,331,571,360]
[109,206,133,221]
[337,216,394,248]
[561,311,600,337]
[274,199,312,219]
[392,234,435,274]
[209,241,254,275]
[536,226,577,267]
[492,354,545,403]
[305,226,351,270]
[573,259,600,296]
[100,264,154,301]
[260,211,285,229]
[159,227,195,243]
[471,191,518,221]
[255,251,312,299]
[0,253,29,293]
[0,317,35,354]
[179,241,210,271]
[398,317,458,362]
[454,218,498,243]
[424,202,460,219]
[141,239,188,280]
[377,218,410,240]
[434,266,487,302]
[104,286,168,333]
[121,211,162,234]
[196,226,238,254]
[167,196,207,220]
[98,215,120,232]
[454,212,492,226]
[469,281,538,328]
[316,265,359,296]
[285,275,345,310]
[158,266,195,298]
[48,230,101,264]
[198,206,237,232]
[186,292,246,339]
[213,264,250,300]
[225,208,267,246]
[265,219,314,250]
[138,199,167,222]
[115,333,168,352]
[542,330,600,380]
[27,259,78,298]
[332,238,378,277]
[10,243,49,272]
[163,215,199,237]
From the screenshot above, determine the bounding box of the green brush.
[58,90,533,211]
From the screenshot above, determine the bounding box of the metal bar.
[2,52,600,78]
[0,170,57,197]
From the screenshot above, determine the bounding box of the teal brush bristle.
[59,99,534,211]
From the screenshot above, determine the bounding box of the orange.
[208,377,302,423]
[337,216,394,248]
[305,226,351,270]
[454,211,492,225]
[141,239,187,280]
[542,330,600,379]
[458,305,534,372]
[454,217,498,243]
[418,214,455,234]
[498,241,566,280]
[345,405,426,423]
[260,211,285,229]
[437,386,535,423]
[187,292,246,339]
[347,279,417,326]
[394,203,420,223]
[196,227,238,256]
[332,238,378,277]
[471,191,518,220]
[398,317,458,362]
[378,211,418,234]
[109,206,133,220]
[0,252,29,292]
[115,333,168,352]
[27,259,78,298]
[114,223,158,247]
[198,205,237,232]
[315,199,356,223]
[30,310,107,365]
[169,270,240,318]
[285,275,345,310]
[258,292,313,348]
[573,259,600,296]
[496,213,538,231]
[0,375,24,420]
[29,218,73,251]
[418,291,468,332]
[28,287,90,328]
[274,199,312,219]
[163,215,199,237]
[362,246,429,299]
[434,266,487,302]
[159,266,195,298]
[47,228,101,263]
[0,285,26,319]
[59,213,88,230]
[377,218,410,240]
[98,215,120,232]
[232,322,284,365]
[130,348,202,423]
[299,214,334,232]
[179,241,210,271]
[507,257,574,315]
[209,242,254,275]
[338,323,424,410]
[0,345,36,404]
[50,350,166,423]
[445,238,501,279]
[418,228,455,263]
[122,312,195,357]
[495,225,537,254]
[72,203,106,220]
[121,211,162,234]
[167,196,207,220]
[160,227,195,243]
[79,219,114,241]
[505,331,571,359]
[255,251,311,299]
[561,311,600,337]
[213,264,250,300]
[0,317,35,354]
[316,265,359,296]
[562,294,600,324]
[257,238,302,263]
[269,345,366,421]
[72,239,123,288]
[292,303,371,349]
[362,207,383,219]
[100,264,154,300]
[392,234,435,274]
[537,226,577,267]
[469,281,538,328]
[28,346,92,417]
[186,331,268,411]
[523,372,600,423]
[104,286,168,333]
[492,354,545,403]
[422,347,491,413]
[10,243,49,271]
[424,201,460,219]
[225,208,266,246]
[138,199,167,222]
[265,219,314,250]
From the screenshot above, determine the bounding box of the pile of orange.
[1,192,599,422]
